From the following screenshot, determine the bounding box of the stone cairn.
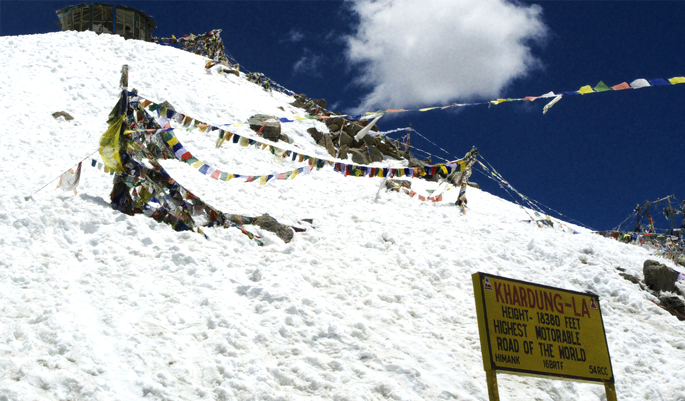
[246,93,454,188]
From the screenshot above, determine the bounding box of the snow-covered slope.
[0,31,683,401]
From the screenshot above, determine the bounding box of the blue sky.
[2,0,684,232]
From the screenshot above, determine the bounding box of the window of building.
[92,5,112,34]
[115,8,135,39]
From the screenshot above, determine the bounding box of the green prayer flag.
[593,81,612,92]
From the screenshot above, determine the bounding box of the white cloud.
[293,48,324,77]
[284,29,305,43]
[345,0,548,111]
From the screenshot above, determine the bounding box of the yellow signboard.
[472,272,614,383]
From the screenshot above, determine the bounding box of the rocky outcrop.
[643,259,680,292]
[289,93,412,163]
[248,114,290,143]
[618,263,685,321]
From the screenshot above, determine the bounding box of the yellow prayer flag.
[291,170,298,179]
[294,116,307,121]
[669,77,685,85]
[440,165,447,174]
[98,115,125,173]
[167,136,179,146]
[259,176,268,185]
[577,85,595,95]
[192,160,204,168]
[226,174,234,181]
[419,107,439,112]
[490,99,506,105]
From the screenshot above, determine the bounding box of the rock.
[314,99,327,109]
[659,294,685,320]
[619,272,641,284]
[320,134,337,158]
[643,260,679,292]
[160,100,175,111]
[659,294,685,311]
[408,156,427,169]
[248,114,281,141]
[377,140,404,160]
[338,131,353,148]
[386,179,411,190]
[362,134,379,147]
[368,146,384,163]
[52,111,74,121]
[223,69,240,77]
[254,214,294,243]
[307,127,323,143]
[325,117,345,128]
[467,181,480,189]
[338,146,349,160]
[279,134,292,144]
[349,149,370,165]
[290,94,308,109]
[327,124,340,133]
[343,121,364,140]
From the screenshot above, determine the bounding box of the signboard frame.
[472,272,616,400]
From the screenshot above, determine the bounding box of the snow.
[1,31,684,401]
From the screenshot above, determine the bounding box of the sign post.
[472,272,616,401]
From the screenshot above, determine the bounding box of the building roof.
[56,3,156,30]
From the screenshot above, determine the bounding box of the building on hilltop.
[56,3,156,41]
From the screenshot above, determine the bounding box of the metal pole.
[604,381,618,401]
[486,370,500,401]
